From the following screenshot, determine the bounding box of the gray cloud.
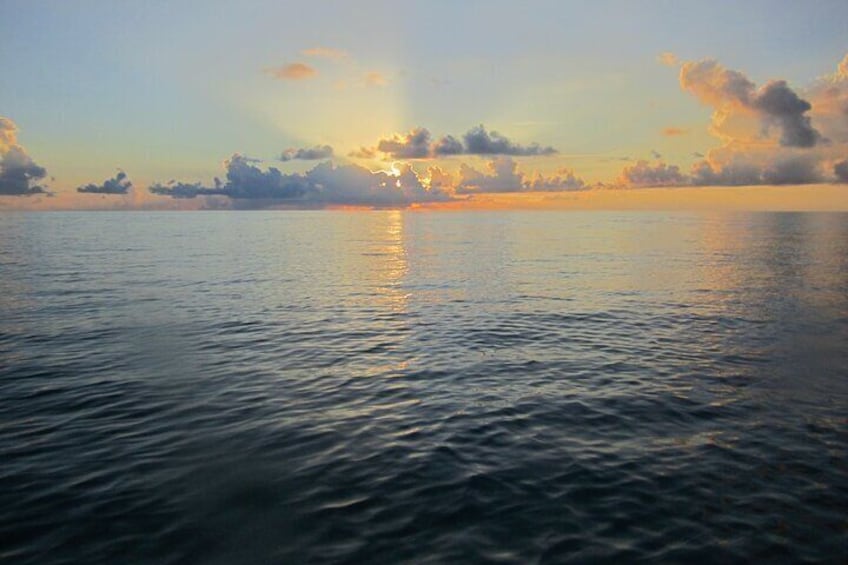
[456,157,523,194]
[0,117,48,196]
[761,155,823,185]
[376,128,432,159]
[618,160,687,187]
[150,154,450,207]
[463,125,557,156]
[680,59,822,149]
[280,145,334,161]
[353,125,558,160]
[77,171,132,194]
[835,159,848,182]
[753,80,821,148]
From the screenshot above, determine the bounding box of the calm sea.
[1,210,847,563]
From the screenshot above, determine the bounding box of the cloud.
[639,53,848,187]
[77,171,132,194]
[657,52,680,67]
[680,58,821,148]
[279,145,334,161]
[365,72,388,87]
[376,128,432,159]
[150,154,450,207]
[0,117,48,196]
[523,168,586,192]
[651,150,662,159]
[662,127,689,136]
[353,125,558,160]
[267,63,317,80]
[618,160,687,187]
[835,159,848,183]
[455,157,586,194]
[302,47,347,60]
[463,125,557,156]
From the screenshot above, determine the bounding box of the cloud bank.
[0,117,48,196]
[619,52,848,187]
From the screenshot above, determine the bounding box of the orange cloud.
[657,52,679,67]
[302,47,348,60]
[661,127,689,136]
[365,71,388,87]
[268,63,317,80]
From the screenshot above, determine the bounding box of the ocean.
[1,210,846,563]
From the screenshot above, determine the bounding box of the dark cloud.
[77,171,132,194]
[279,145,334,161]
[150,154,449,207]
[690,160,760,186]
[352,125,558,160]
[835,159,848,182]
[680,59,822,148]
[761,155,823,185]
[752,80,821,148]
[376,128,432,159]
[618,160,687,187]
[462,125,557,156]
[0,118,47,196]
[432,135,463,156]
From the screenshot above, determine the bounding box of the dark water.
[1,210,847,564]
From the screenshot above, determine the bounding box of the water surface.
[1,211,847,563]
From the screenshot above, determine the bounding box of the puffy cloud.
[353,125,557,160]
[662,127,688,136]
[618,160,687,187]
[150,155,449,207]
[463,125,557,156]
[523,168,586,192]
[77,171,132,194]
[268,63,317,80]
[279,145,333,161]
[761,155,823,185]
[456,157,523,194]
[455,157,586,194]
[680,59,821,148]
[0,117,48,196]
[835,159,848,183]
[432,135,464,156]
[376,128,432,159]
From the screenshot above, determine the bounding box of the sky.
[1,0,848,210]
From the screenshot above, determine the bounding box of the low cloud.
[0,117,48,196]
[280,145,334,161]
[456,157,586,194]
[354,125,557,160]
[150,154,450,207]
[77,171,132,194]
[618,160,687,187]
[268,63,317,80]
[835,159,848,183]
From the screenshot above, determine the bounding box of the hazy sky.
[1,0,847,208]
